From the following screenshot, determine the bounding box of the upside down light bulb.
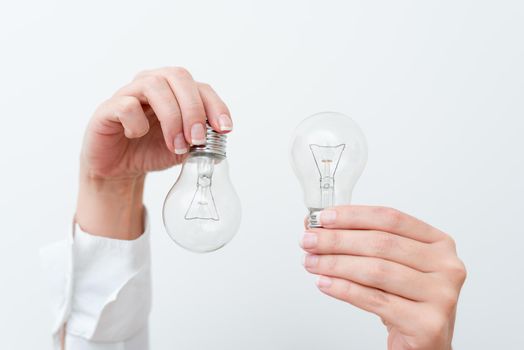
[290,112,367,227]
[163,126,241,252]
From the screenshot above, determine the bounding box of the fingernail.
[218,114,233,131]
[316,276,332,289]
[320,210,337,225]
[191,123,206,145]
[174,133,188,154]
[300,232,318,249]
[303,254,319,268]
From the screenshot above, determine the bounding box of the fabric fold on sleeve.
[40,211,151,349]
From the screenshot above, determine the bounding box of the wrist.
[76,169,145,240]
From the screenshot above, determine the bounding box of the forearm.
[75,169,145,240]
[42,170,151,349]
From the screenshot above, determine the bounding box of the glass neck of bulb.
[189,125,227,158]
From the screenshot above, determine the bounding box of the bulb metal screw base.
[308,210,322,228]
[190,125,227,157]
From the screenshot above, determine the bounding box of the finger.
[159,67,207,145]
[304,254,435,301]
[115,76,186,154]
[315,275,422,332]
[318,205,445,243]
[95,96,149,139]
[300,229,437,272]
[197,82,233,133]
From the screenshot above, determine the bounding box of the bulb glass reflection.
[163,128,241,253]
[290,112,367,225]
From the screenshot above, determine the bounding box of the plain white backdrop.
[1,0,523,349]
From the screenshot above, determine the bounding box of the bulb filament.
[309,144,346,208]
[185,157,220,221]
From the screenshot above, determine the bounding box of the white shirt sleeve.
[40,213,151,350]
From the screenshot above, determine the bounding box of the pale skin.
[77,66,232,239]
[301,207,466,350]
[77,66,466,350]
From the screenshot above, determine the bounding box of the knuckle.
[328,230,343,251]
[438,286,459,312]
[168,66,192,79]
[96,99,113,115]
[325,255,339,272]
[367,289,390,309]
[447,258,467,284]
[341,280,353,299]
[141,75,165,91]
[368,260,388,285]
[182,101,205,117]
[117,97,140,115]
[456,259,467,283]
[376,207,404,230]
[441,233,457,251]
[370,233,395,256]
[198,82,213,90]
[125,129,141,138]
[168,107,182,120]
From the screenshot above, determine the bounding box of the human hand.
[76,67,232,239]
[300,206,466,350]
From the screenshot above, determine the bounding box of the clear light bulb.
[290,112,367,227]
[163,126,241,253]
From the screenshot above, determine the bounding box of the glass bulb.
[290,112,367,226]
[163,127,241,253]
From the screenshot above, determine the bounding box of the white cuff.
[40,212,151,348]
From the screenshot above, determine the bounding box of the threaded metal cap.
[190,125,227,157]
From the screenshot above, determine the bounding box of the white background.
[1,0,523,349]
